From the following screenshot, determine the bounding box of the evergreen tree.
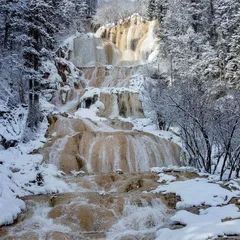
[155,0,167,23]
[0,0,96,141]
[0,0,28,107]
[148,0,240,175]
[87,0,97,16]
[74,0,88,18]
[214,0,240,85]
[147,0,156,20]
[23,0,64,133]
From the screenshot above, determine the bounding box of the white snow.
[41,60,62,86]
[151,171,240,239]
[157,173,176,184]
[225,180,240,191]
[74,108,106,122]
[0,117,70,226]
[0,106,28,141]
[132,121,182,146]
[152,178,236,209]
[80,88,100,101]
[151,166,197,174]
[0,195,25,226]
[116,168,123,174]
[156,205,240,240]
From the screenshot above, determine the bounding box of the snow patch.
[156,205,240,240]
[158,173,176,184]
[151,166,197,174]
[152,178,236,209]
[75,108,106,122]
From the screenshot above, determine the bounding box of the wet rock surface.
[40,115,181,174]
[1,172,172,240]
[2,171,240,240]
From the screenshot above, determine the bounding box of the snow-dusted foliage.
[147,0,167,22]
[144,0,240,179]
[145,73,240,179]
[93,0,148,25]
[155,0,240,87]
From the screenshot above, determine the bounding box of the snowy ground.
[150,168,240,240]
[0,117,70,226]
[156,205,240,240]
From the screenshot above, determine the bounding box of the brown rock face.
[79,66,139,88]
[48,205,63,219]
[3,172,177,239]
[40,115,181,174]
[0,228,8,239]
[96,15,159,66]
[70,38,121,68]
[77,204,115,231]
[4,232,39,240]
[70,15,159,68]
[97,91,144,118]
[47,195,117,233]
[46,232,72,240]
[161,193,181,209]
[106,118,134,130]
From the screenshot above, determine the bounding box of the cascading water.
[80,66,139,88]
[106,198,169,240]
[38,13,181,175]
[2,15,181,240]
[41,115,180,174]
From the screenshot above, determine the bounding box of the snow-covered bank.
[0,118,70,226]
[153,178,236,208]
[156,205,240,240]
[150,167,240,240]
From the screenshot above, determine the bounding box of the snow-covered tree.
[93,0,147,25]
[147,0,156,20]
[0,0,95,142]
[145,0,240,177]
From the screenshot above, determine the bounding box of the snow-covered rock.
[156,205,240,240]
[152,178,236,209]
[157,173,176,184]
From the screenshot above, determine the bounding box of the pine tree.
[87,0,97,16]
[155,0,167,23]
[23,0,61,133]
[214,0,240,85]
[0,0,94,141]
[0,0,28,106]
[148,0,156,20]
[75,0,88,18]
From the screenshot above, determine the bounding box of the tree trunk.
[220,152,228,180]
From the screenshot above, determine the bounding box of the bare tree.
[213,92,240,180]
